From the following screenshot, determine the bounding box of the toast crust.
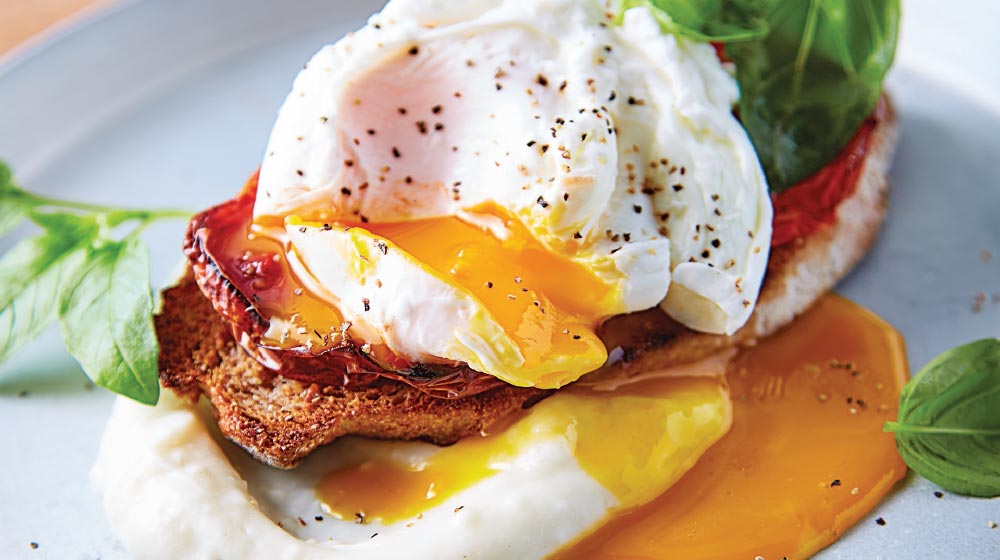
[157,99,897,468]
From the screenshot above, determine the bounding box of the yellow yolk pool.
[316,376,732,524]
[281,204,621,387]
[315,294,907,558]
[556,294,908,559]
[365,207,615,385]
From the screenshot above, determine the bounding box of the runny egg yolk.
[316,376,732,524]
[556,294,908,559]
[315,294,908,559]
[362,206,615,384]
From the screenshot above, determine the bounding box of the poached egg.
[251,0,772,388]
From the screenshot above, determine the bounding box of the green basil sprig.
[0,162,190,404]
[618,0,900,191]
[885,339,1000,498]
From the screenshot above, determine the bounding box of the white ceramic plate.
[1,1,998,558]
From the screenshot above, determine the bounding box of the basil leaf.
[0,217,98,364]
[628,1,900,191]
[730,0,900,190]
[0,163,30,237]
[885,339,1000,497]
[57,234,160,405]
[619,0,769,42]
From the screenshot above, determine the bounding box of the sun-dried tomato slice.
[770,98,887,247]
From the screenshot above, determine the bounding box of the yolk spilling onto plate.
[348,206,614,384]
[314,294,907,559]
[316,376,732,524]
[556,294,908,559]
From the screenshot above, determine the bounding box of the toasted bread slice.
[157,99,896,469]
[157,277,550,468]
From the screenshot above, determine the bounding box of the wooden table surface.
[0,0,113,56]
